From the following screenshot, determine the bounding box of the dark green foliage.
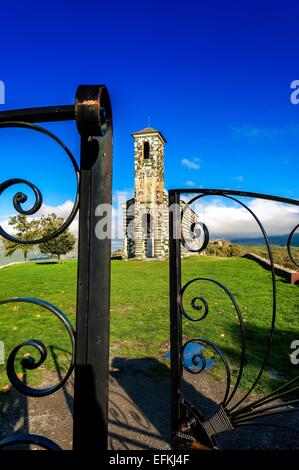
[2,215,39,262]
[204,241,298,269]
[38,214,76,262]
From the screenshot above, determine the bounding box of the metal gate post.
[169,190,182,449]
[73,85,113,451]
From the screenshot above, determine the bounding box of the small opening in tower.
[143,141,150,159]
[146,213,152,238]
[141,212,153,239]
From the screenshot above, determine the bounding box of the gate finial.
[75,84,112,137]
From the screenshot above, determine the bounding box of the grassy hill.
[206,240,299,270]
[0,257,298,397]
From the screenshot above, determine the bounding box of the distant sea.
[0,244,78,266]
[0,245,47,266]
[230,233,299,247]
[0,234,297,266]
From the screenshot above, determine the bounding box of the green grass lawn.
[0,257,298,396]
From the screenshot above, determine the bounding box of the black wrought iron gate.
[169,189,299,450]
[0,85,112,450]
[0,86,298,451]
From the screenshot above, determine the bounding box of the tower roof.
[131,127,167,143]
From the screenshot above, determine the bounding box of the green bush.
[205,242,243,258]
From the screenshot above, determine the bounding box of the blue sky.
[0,0,299,222]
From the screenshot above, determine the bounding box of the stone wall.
[123,196,198,260]
[242,252,299,285]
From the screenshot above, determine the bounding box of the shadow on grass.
[0,365,29,450]
[109,356,218,449]
[1,349,299,450]
[110,356,299,450]
[221,320,299,395]
[0,346,73,450]
[34,261,59,265]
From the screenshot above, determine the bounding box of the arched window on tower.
[143,141,150,159]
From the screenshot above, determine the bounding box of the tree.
[2,214,38,262]
[38,213,76,262]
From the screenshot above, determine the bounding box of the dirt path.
[0,357,298,450]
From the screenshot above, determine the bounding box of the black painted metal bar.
[169,190,183,449]
[73,85,112,451]
[171,188,299,207]
[0,105,75,123]
[0,85,113,450]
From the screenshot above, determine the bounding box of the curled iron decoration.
[181,338,231,403]
[0,178,43,215]
[0,297,75,397]
[179,277,245,407]
[0,433,62,450]
[180,289,208,322]
[181,340,207,375]
[180,191,279,412]
[287,223,299,269]
[181,216,209,253]
[177,189,299,442]
[0,121,79,245]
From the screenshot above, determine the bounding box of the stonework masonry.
[123,127,196,260]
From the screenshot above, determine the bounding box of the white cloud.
[0,200,79,239]
[34,200,75,219]
[1,194,297,247]
[181,158,200,170]
[0,190,134,248]
[34,200,78,236]
[0,218,11,237]
[232,126,272,140]
[233,175,244,182]
[185,181,195,187]
[232,123,299,142]
[189,198,299,238]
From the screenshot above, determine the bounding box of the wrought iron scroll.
[0,122,79,245]
[169,188,299,450]
[0,85,113,450]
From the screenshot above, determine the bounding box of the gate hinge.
[174,431,194,449]
[174,432,216,450]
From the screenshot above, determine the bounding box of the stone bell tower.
[131,127,167,258]
[123,126,196,260]
[132,127,166,205]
